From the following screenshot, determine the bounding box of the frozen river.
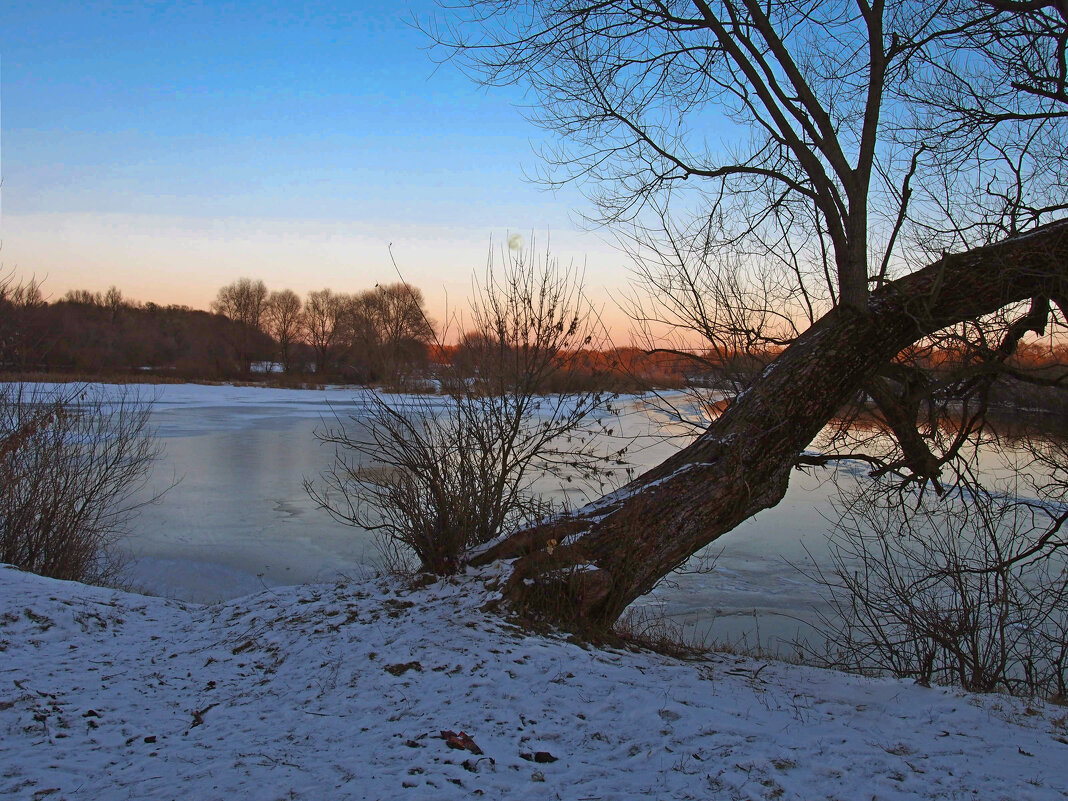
[91,383,840,650]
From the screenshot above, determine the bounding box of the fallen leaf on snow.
[440,730,483,755]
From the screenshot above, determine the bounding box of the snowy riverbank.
[2,564,1066,800]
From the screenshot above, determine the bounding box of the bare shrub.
[306,247,627,575]
[809,452,1068,698]
[0,383,164,584]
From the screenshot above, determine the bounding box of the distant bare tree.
[63,289,103,306]
[303,288,351,375]
[0,272,18,369]
[212,277,268,328]
[343,292,381,381]
[373,283,435,345]
[103,286,125,324]
[364,283,436,385]
[0,274,50,370]
[264,288,304,373]
[212,278,269,373]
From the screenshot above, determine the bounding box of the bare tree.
[0,272,19,369]
[0,274,51,370]
[368,283,436,384]
[343,291,383,381]
[302,288,351,375]
[425,1,1068,629]
[264,288,304,373]
[212,277,268,329]
[212,278,270,373]
[303,283,437,383]
[103,286,125,324]
[63,289,103,305]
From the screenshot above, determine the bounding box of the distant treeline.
[205,278,437,382]
[0,277,686,389]
[0,275,741,390]
[6,274,1061,399]
[0,277,440,383]
[1,280,262,379]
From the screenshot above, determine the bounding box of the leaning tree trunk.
[470,219,1068,630]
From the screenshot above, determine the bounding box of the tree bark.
[470,219,1068,630]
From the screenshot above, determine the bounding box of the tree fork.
[470,219,1068,629]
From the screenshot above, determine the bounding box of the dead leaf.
[440,730,483,755]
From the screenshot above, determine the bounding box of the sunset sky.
[1,1,631,333]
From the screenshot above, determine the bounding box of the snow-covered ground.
[3,564,1066,800]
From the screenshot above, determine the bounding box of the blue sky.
[1,1,627,329]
